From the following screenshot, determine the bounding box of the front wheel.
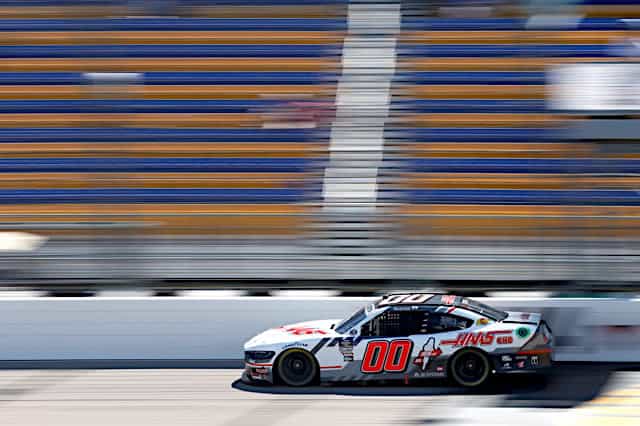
[276,349,318,387]
[449,349,491,387]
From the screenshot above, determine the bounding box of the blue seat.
[0,158,311,173]
[0,188,306,204]
[0,45,337,58]
[396,72,545,85]
[410,158,640,174]
[180,0,348,4]
[0,72,335,85]
[0,100,283,113]
[0,0,344,4]
[403,45,610,58]
[408,189,640,206]
[392,100,546,113]
[406,128,554,142]
[0,18,347,31]
[401,17,626,31]
[0,128,322,142]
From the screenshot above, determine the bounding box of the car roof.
[377,293,460,307]
[376,293,506,321]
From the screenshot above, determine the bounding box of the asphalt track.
[0,365,636,426]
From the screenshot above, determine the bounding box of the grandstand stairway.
[301,1,403,275]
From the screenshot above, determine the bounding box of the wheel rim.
[279,351,315,386]
[453,352,488,386]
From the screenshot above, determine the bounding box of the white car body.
[243,294,553,386]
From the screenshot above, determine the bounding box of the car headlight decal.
[245,351,276,362]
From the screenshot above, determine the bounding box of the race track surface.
[0,366,636,426]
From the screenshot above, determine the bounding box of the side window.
[427,314,472,334]
[361,310,471,337]
[361,310,413,337]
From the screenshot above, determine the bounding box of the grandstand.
[0,1,342,239]
[1,0,640,288]
[397,2,640,243]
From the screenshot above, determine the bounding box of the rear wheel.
[449,349,491,387]
[276,349,318,387]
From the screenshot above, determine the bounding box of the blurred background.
[3,2,640,425]
[2,0,640,294]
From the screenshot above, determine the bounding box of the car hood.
[245,319,341,349]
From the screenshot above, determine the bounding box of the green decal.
[516,327,530,338]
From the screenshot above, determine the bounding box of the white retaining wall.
[0,297,639,363]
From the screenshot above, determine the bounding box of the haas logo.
[282,326,327,336]
[413,337,442,370]
[440,330,512,347]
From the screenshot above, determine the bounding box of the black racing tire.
[449,349,491,388]
[275,349,318,387]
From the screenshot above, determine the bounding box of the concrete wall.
[0,297,639,363]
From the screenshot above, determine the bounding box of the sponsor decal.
[378,294,433,306]
[516,327,531,338]
[338,339,354,362]
[502,362,512,370]
[516,360,526,369]
[282,326,328,336]
[413,368,446,378]
[282,342,308,349]
[521,313,531,320]
[441,295,457,305]
[501,355,513,362]
[361,340,413,373]
[531,356,539,367]
[497,336,514,345]
[413,337,443,371]
[477,318,490,326]
[413,371,446,378]
[251,374,268,380]
[328,336,363,348]
[440,330,512,347]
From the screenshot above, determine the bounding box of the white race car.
[242,293,554,387]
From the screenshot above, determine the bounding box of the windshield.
[461,298,508,321]
[335,307,367,334]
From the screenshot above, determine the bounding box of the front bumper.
[242,362,275,384]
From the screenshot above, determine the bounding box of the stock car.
[242,293,553,387]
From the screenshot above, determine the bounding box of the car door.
[409,310,475,377]
[353,307,416,377]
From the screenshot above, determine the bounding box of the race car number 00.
[361,340,413,373]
